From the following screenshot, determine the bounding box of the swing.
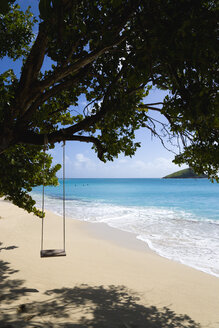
[40,137,66,258]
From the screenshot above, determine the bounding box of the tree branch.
[15,23,48,113]
[63,135,106,160]
[18,66,90,126]
[138,104,162,112]
[144,123,175,154]
[143,102,164,106]
[38,35,126,91]
[18,131,106,161]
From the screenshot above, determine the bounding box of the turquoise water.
[32,178,219,277]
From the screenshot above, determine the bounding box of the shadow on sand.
[0,244,201,328]
[0,242,19,252]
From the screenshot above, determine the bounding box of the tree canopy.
[0,0,218,215]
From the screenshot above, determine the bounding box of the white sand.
[0,199,219,327]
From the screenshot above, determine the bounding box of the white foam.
[33,193,219,277]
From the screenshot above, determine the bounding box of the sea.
[32,178,219,278]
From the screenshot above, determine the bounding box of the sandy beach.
[0,198,219,328]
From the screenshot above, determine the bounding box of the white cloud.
[74,153,96,170]
[118,159,128,164]
[65,155,74,165]
[131,160,148,170]
[126,157,186,177]
[57,149,186,178]
[76,153,89,163]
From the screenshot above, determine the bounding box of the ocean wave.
[32,192,219,277]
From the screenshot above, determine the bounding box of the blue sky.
[0,1,187,178]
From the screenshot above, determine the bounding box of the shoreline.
[54,208,219,278]
[1,199,219,327]
[79,218,219,277]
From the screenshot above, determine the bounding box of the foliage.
[0,2,35,59]
[0,0,218,214]
[0,145,61,216]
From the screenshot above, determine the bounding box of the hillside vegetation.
[163,168,207,179]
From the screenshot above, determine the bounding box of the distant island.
[163,168,208,179]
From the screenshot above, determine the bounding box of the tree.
[0,0,218,215]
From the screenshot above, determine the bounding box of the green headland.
[163,168,207,179]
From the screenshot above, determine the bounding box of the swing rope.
[62,140,66,252]
[41,134,47,252]
[40,136,66,257]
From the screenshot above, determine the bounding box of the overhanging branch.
[18,131,106,161]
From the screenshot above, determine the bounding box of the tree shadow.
[1,284,201,328]
[0,242,39,327]
[0,244,201,328]
[0,244,19,252]
[0,260,38,303]
[0,260,22,302]
[0,242,25,302]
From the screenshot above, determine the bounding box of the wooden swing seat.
[40,249,66,258]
